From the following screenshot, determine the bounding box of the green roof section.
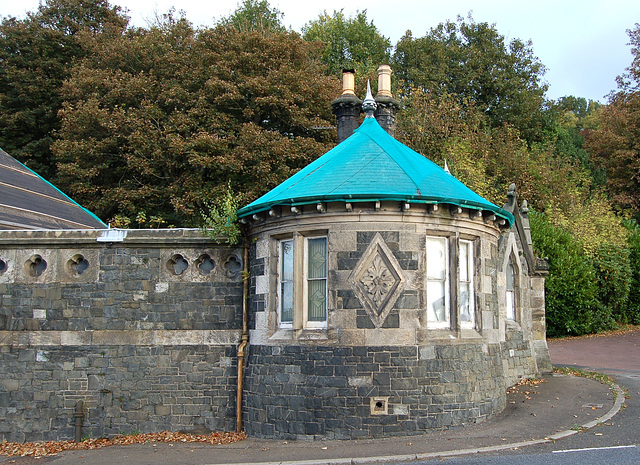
[238,117,514,226]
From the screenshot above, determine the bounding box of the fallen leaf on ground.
[0,431,247,458]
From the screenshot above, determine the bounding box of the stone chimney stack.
[331,69,363,144]
[374,65,401,137]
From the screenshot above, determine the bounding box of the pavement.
[1,370,623,465]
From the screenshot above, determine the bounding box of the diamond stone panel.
[351,233,406,328]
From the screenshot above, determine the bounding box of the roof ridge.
[355,119,428,194]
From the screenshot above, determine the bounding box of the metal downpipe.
[236,236,250,433]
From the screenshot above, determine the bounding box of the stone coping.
[0,228,232,247]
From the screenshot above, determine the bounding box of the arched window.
[506,259,517,321]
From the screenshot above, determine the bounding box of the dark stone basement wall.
[0,345,238,443]
[243,343,513,440]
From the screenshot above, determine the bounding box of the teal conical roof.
[238,117,513,225]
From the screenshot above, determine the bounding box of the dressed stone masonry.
[0,229,243,442]
[238,70,551,439]
[242,194,549,439]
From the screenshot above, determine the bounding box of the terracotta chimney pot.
[341,69,356,95]
[376,65,393,98]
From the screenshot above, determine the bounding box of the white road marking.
[552,445,637,454]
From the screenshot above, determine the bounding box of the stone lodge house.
[0,66,550,442]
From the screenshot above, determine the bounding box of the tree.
[302,10,391,81]
[554,95,591,120]
[392,15,548,143]
[585,24,640,218]
[396,88,594,214]
[0,0,128,178]
[625,219,640,324]
[218,0,285,35]
[545,96,605,186]
[585,96,640,216]
[52,15,339,226]
[615,22,640,94]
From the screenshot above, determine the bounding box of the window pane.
[459,242,469,281]
[281,281,293,322]
[459,240,474,327]
[280,240,293,324]
[307,279,327,321]
[306,237,327,324]
[307,238,327,279]
[282,240,293,280]
[426,281,447,323]
[426,237,446,279]
[506,290,515,320]
[506,262,515,290]
[427,236,449,327]
[459,282,471,322]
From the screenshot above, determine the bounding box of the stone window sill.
[506,319,522,332]
[269,328,329,341]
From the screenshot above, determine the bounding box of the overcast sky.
[2,0,639,102]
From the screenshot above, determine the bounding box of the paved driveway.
[547,328,640,375]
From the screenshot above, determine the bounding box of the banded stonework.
[243,197,549,439]
[0,229,243,442]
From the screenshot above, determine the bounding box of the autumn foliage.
[51,14,338,226]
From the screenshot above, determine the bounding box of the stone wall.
[0,209,549,442]
[0,344,237,442]
[0,229,243,442]
[244,343,511,440]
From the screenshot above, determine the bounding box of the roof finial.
[444,159,451,174]
[362,80,377,118]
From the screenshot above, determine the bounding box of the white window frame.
[278,239,294,328]
[426,235,479,331]
[459,239,475,329]
[426,236,450,329]
[276,235,328,330]
[303,236,328,329]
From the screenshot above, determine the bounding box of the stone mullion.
[292,232,305,331]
